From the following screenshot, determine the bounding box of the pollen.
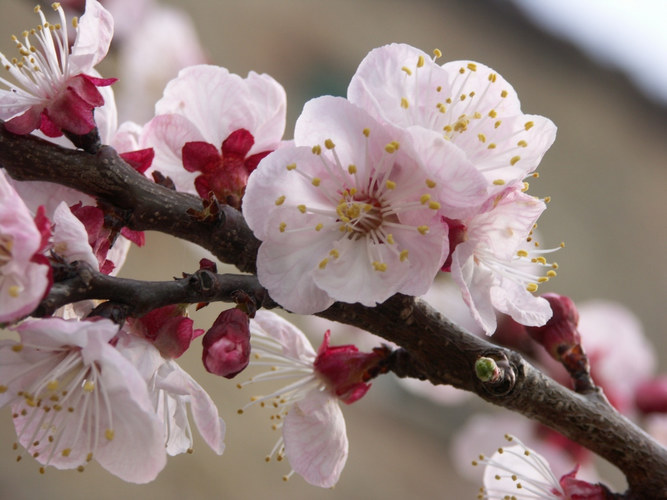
[329,249,340,259]
[493,179,505,186]
[433,48,442,58]
[477,133,486,143]
[348,164,357,174]
[8,286,19,297]
[500,90,508,98]
[105,429,114,441]
[319,258,329,269]
[417,55,425,67]
[311,177,321,187]
[417,225,429,235]
[517,140,528,148]
[467,62,477,71]
[420,194,431,204]
[386,234,395,244]
[401,66,412,75]
[525,121,534,130]
[83,381,95,392]
[428,201,441,210]
[279,222,286,233]
[488,73,497,82]
[11,344,23,352]
[488,109,497,118]
[286,163,296,171]
[274,195,286,206]
[510,156,521,166]
[362,128,370,137]
[425,179,436,188]
[311,145,322,155]
[526,283,539,293]
[401,97,409,109]
[516,250,528,257]
[372,261,387,272]
[385,180,396,189]
[297,204,306,213]
[324,139,335,149]
[399,250,409,262]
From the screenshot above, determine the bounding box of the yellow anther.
[385,180,396,189]
[536,256,547,264]
[400,97,409,109]
[348,164,357,174]
[510,156,521,166]
[552,263,559,269]
[62,448,71,457]
[559,241,565,248]
[47,380,59,391]
[477,133,486,143]
[311,145,322,155]
[494,120,502,128]
[399,250,409,262]
[532,172,540,178]
[9,286,19,297]
[279,222,287,233]
[314,223,323,231]
[501,90,508,98]
[0,385,7,393]
[311,177,321,187]
[522,182,529,192]
[362,128,370,137]
[11,344,23,352]
[372,261,387,272]
[428,201,441,210]
[105,429,114,441]
[544,196,552,203]
[386,234,395,244]
[329,249,340,259]
[488,73,497,82]
[51,2,61,10]
[517,250,529,257]
[324,139,335,150]
[363,203,373,212]
[297,204,306,213]
[538,277,549,283]
[348,187,357,195]
[425,179,436,188]
[83,381,95,392]
[526,283,539,293]
[417,55,425,67]
[443,125,453,133]
[517,140,528,147]
[286,163,296,171]
[71,16,78,28]
[34,5,41,13]
[467,62,477,71]
[420,194,431,204]
[487,143,497,149]
[385,143,397,153]
[436,85,442,92]
[459,67,465,74]
[525,121,534,130]
[547,270,557,278]
[488,109,497,118]
[446,97,452,104]
[319,258,329,269]
[459,94,466,101]
[401,66,412,76]
[417,225,429,235]
[492,179,505,186]
[274,195,286,206]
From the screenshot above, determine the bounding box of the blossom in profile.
[243,96,487,314]
[0,317,166,482]
[140,65,286,207]
[0,170,51,324]
[237,310,389,487]
[449,188,558,334]
[348,43,557,193]
[473,434,608,499]
[115,330,225,457]
[0,0,115,137]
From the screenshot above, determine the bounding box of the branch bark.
[1,122,665,498]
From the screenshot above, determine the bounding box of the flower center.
[336,194,383,239]
[0,233,14,271]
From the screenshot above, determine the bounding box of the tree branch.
[1,122,665,498]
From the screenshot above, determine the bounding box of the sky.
[512,0,667,106]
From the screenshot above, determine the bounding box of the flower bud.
[202,308,251,378]
[525,293,580,361]
[635,376,667,414]
[132,304,203,359]
[313,331,389,404]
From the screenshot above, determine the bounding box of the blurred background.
[1,0,665,498]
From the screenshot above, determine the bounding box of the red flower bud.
[132,304,203,359]
[635,376,667,414]
[525,293,581,361]
[202,308,251,378]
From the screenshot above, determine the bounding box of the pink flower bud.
[132,304,203,359]
[313,331,389,404]
[202,308,251,378]
[635,376,667,414]
[525,293,581,361]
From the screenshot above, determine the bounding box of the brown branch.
[1,122,666,498]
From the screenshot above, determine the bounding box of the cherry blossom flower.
[140,64,286,206]
[237,310,388,487]
[0,0,115,137]
[243,96,487,314]
[473,434,608,499]
[0,169,51,324]
[115,330,225,457]
[0,317,166,482]
[348,43,557,193]
[449,188,559,334]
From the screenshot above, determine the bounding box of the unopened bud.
[475,357,500,382]
[635,376,667,414]
[132,304,203,359]
[202,308,251,378]
[525,293,580,362]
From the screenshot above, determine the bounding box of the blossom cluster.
[1,0,662,495]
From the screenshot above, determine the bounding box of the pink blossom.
[0,170,51,324]
[0,0,115,137]
[140,64,286,205]
[243,96,487,314]
[474,434,608,499]
[115,331,225,456]
[0,317,166,482]
[238,310,387,487]
[348,43,557,193]
[449,188,558,334]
